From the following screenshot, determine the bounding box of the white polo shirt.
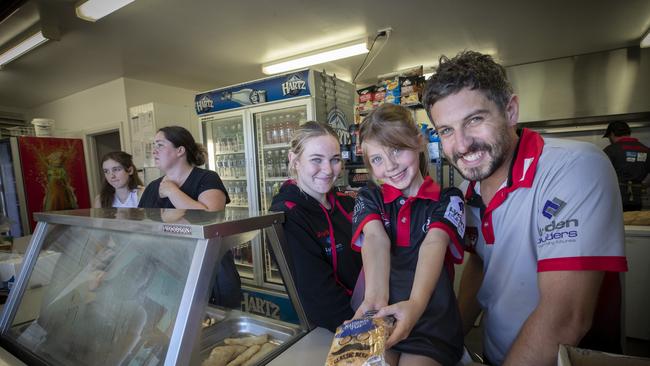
[462,129,628,365]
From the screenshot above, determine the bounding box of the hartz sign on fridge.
[195,69,355,301]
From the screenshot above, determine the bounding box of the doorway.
[87,129,122,203]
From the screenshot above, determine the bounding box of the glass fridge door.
[202,114,255,282]
[253,105,307,286]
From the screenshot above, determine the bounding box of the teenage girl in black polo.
[351,104,465,366]
[270,121,362,332]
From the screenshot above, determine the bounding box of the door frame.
[82,122,126,205]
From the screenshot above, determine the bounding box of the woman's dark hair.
[422,50,513,121]
[158,126,207,166]
[99,151,143,208]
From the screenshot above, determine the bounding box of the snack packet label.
[337,318,375,338]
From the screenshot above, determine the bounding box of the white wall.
[123,78,199,138]
[28,78,129,142]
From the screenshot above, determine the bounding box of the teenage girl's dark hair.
[158,126,207,166]
[99,151,143,208]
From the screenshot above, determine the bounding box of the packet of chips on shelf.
[356,86,376,112]
[325,311,395,366]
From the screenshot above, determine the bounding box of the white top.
[112,189,139,208]
[462,129,628,364]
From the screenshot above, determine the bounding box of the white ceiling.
[1,0,649,109]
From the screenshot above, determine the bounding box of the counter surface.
[268,327,333,366]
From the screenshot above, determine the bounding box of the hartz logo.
[196,95,214,113]
[281,74,306,96]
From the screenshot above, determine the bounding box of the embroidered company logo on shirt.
[538,197,579,246]
[444,196,466,237]
[542,197,566,219]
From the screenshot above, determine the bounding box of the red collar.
[508,128,544,189]
[465,128,544,245]
[382,176,441,203]
[616,137,638,143]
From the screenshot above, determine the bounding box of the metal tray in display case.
[0,208,311,366]
[200,308,300,364]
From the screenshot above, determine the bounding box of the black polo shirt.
[350,176,465,364]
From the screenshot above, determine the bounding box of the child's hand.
[351,296,388,320]
[375,299,426,348]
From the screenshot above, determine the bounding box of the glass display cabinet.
[0,208,310,366]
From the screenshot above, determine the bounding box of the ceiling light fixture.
[262,38,369,75]
[641,28,650,48]
[76,0,136,22]
[0,30,49,68]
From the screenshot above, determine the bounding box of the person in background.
[93,151,144,208]
[270,121,362,332]
[351,104,465,366]
[603,121,650,211]
[423,50,628,366]
[138,125,240,308]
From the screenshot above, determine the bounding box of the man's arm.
[457,252,484,335]
[503,270,604,366]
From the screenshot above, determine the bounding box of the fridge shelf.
[214,150,245,156]
[262,143,290,150]
[228,204,249,208]
[220,177,247,181]
[265,177,288,182]
[235,261,254,268]
[238,267,254,279]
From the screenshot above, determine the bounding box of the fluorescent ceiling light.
[262,39,369,75]
[76,0,136,22]
[641,29,650,48]
[0,31,48,68]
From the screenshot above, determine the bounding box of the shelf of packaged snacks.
[214,149,245,156]
[358,102,423,116]
[344,162,366,169]
[262,142,290,150]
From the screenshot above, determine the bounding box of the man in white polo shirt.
[422,50,628,366]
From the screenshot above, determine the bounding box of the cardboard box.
[0,250,61,289]
[558,345,650,366]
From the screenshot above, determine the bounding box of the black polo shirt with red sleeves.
[350,176,465,365]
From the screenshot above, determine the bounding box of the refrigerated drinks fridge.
[196,70,355,293]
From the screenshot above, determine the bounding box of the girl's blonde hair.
[288,121,340,178]
[359,103,429,177]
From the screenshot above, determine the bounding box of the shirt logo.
[542,197,566,219]
[444,196,465,237]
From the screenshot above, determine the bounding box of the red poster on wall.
[17,136,91,231]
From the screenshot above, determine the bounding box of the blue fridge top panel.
[195,70,311,115]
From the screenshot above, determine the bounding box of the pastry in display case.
[0,208,311,366]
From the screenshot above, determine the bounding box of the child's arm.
[375,227,449,348]
[353,220,392,319]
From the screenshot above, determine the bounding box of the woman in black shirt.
[138,126,239,308]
